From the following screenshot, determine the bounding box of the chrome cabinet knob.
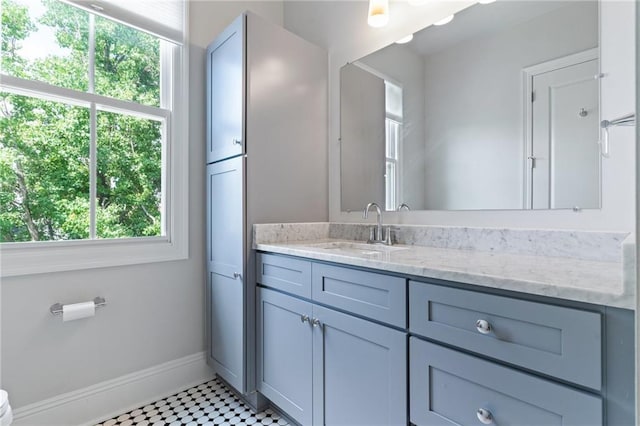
[301,314,309,324]
[477,408,493,424]
[311,318,321,327]
[233,272,242,280]
[476,319,492,334]
[233,138,242,145]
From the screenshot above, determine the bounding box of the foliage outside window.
[0,0,171,243]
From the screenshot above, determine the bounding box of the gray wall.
[0,1,284,410]
[421,2,597,210]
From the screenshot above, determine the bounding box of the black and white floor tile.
[96,378,289,426]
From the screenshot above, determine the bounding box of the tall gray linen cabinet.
[205,11,328,408]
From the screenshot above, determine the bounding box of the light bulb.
[368,0,390,28]
[395,34,414,44]
[434,14,454,26]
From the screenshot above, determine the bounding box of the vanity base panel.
[603,306,635,426]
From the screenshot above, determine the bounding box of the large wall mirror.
[340,1,601,212]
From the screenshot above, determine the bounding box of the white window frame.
[0,2,189,277]
[385,117,401,211]
[384,80,403,212]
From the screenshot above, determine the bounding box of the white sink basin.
[307,241,408,255]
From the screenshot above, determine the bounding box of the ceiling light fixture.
[396,34,414,44]
[368,0,390,28]
[434,14,454,26]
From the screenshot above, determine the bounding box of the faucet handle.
[383,226,401,245]
[368,226,377,243]
[384,226,394,245]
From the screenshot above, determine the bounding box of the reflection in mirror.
[340,1,600,212]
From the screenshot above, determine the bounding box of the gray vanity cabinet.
[256,256,407,425]
[256,252,634,426]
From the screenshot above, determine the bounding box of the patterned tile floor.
[96,378,289,426]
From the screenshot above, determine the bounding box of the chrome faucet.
[363,202,384,244]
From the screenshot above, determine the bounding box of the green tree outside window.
[0,0,163,242]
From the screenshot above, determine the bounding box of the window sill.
[0,236,188,277]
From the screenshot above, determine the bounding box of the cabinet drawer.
[312,263,406,328]
[410,338,602,426]
[409,281,602,390]
[257,253,312,298]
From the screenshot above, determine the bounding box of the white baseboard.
[12,352,214,426]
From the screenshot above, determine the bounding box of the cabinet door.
[206,14,245,163]
[257,288,313,425]
[206,157,244,392]
[313,305,407,426]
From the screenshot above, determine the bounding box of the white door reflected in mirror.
[528,51,600,210]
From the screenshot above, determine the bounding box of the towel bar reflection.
[50,297,106,316]
[600,113,635,157]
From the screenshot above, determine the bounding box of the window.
[0,0,188,276]
[384,81,402,211]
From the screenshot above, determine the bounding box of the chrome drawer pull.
[476,408,493,425]
[233,138,242,145]
[476,319,492,334]
[301,314,310,324]
[233,272,242,280]
[311,318,321,327]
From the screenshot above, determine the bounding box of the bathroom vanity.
[252,223,635,426]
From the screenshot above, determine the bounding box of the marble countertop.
[255,238,634,309]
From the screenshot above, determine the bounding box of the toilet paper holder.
[50,297,107,316]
